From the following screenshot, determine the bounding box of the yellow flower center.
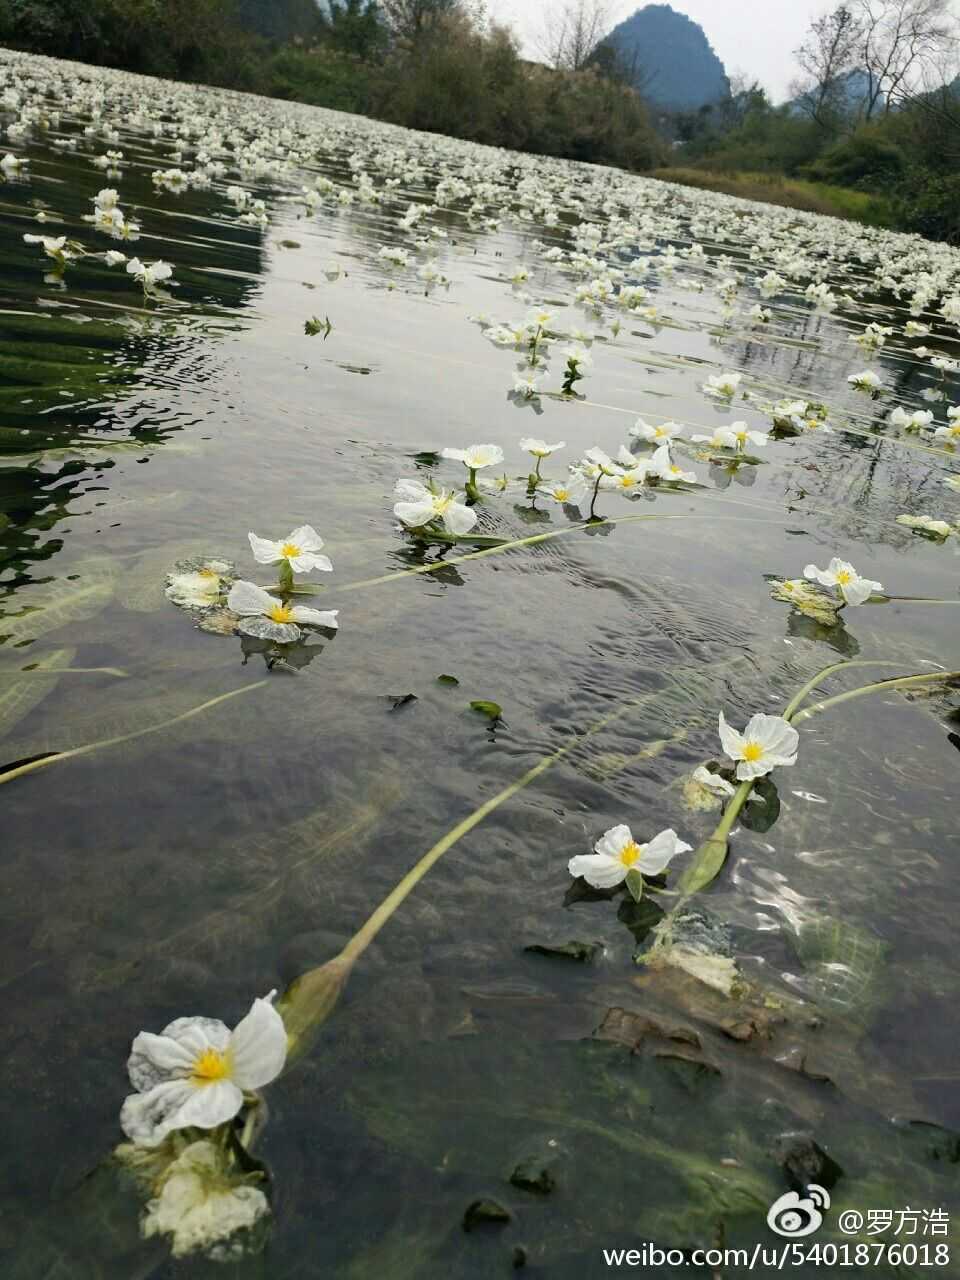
[620,475,636,487]
[619,840,643,867]
[742,742,764,762]
[835,570,851,586]
[554,487,569,501]
[192,1047,230,1083]
[268,604,294,623]
[197,568,219,579]
[280,542,301,558]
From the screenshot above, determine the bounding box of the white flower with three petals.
[393,478,477,534]
[120,993,288,1148]
[568,823,691,890]
[247,525,332,575]
[803,557,881,606]
[227,580,338,641]
[718,711,799,781]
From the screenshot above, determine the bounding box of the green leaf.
[436,674,459,686]
[469,700,502,720]
[625,869,645,903]
[739,776,781,833]
[0,563,115,645]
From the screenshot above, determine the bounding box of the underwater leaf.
[436,674,459,686]
[469,700,502,720]
[738,776,781,833]
[0,563,115,645]
[0,648,75,740]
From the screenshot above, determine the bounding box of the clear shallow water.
[1,50,959,1279]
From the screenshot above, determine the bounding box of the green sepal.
[625,869,645,903]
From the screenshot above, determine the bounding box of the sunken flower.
[718,711,799,781]
[120,993,288,1148]
[803,557,881,606]
[569,824,691,891]
[227,581,338,642]
[165,558,235,609]
[768,578,842,626]
[394,478,477,535]
[248,526,332,575]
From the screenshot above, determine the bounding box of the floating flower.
[848,370,882,392]
[104,249,127,267]
[1,152,27,173]
[896,514,954,539]
[889,407,934,432]
[23,232,79,268]
[630,417,683,443]
[933,421,960,443]
[803,557,881,606]
[227,581,338,641]
[649,443,696,484]
[513,374,542,399]
[127,257,173,295]
[683,765,737,811]
[537,476,587,505]
[120,993,288,1148]
[569,824,691,893]
[441,444,504,471]
[703,372,741,399]
[718,712,799,781]
[520,437,564,458]
[394,478,477,535]
[692,422,768,451]
[248,526,332,575]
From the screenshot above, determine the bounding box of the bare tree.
[791,4,864,129]
[853,0,958,117]
[538,0,610,72]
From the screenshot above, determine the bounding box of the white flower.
[630,418,683,443]
[441,444,504,470]
[127,257,173,289]
[513,375,542,399]
[227,580,338,641]
[848,370,882,392]
[1,152,27,172]
[896,514,953,538]
[933,422,960,443]
[520,437,564,458]
[704,372,741,399]
[537,476,587,505]
[104,249,127,267]
[94,186,119,209]
[889,407,933,432]
[905,321,930,336]
[692,421,768,451]
[247,525,332,574]
[165,559,234,609]
[140,1139,270,1258]
[718,711,799,781]
[569,824,691,890]
[524,305,553,330]
[562,344,592,368]
[650,444,696,484]
[120,994,288,1148]
[394,478,477,535]
[803,557,881,606]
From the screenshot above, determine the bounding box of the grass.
[649,167,894,228]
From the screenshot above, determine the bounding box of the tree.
[319,0,386,58]
[853,0,958,117]
[378,0,462,42]
[792,4,863,130]
[539,0,610,72]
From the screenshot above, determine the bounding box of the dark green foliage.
[806,133,907,188]
[891,170,960,245]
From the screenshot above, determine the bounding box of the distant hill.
[786,68,882,118]
[598,4,730,110]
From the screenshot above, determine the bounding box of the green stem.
[588,473,603,520]
[0,666,128,678]
[277,561,294,593]
[0,680,268,787]
[791,670,960,724]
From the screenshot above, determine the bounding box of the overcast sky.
[483,0,832,102]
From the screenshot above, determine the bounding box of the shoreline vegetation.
[650,168,895,228]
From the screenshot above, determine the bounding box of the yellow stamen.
[192,1047,230,1083]
[268,604,294,623]
[197,568,219,579]
[619,840,643,867]
[835,571,851,586]
[555,488,569,501]
[742,742,764,762]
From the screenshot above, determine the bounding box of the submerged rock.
[775,1133,844,1191]
[462,1198,512,1231]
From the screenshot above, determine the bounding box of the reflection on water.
[1,45,959,1279]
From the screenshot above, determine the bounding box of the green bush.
[806,132,907,189]
[891,169,960,244]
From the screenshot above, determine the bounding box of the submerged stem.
[0,680,268,787]
[791,670,960,724]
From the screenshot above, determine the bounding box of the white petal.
[248,533,281,565]
[717,711,744,759]
[568,852,626,888]
[639,829,691,876]
[288,606,339,628]
[394,499,436,528]
[227,580,278,616]
[288,552,333,573]
[735,757,774,781]
[442,502,478,535]
[286,524,323,552]
[593,824,633,859]
[228,995,288,1089]
[841,578,876,606]
[120,1078,243,1146]
[440,448,467,462]
[744,714,798,758]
